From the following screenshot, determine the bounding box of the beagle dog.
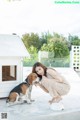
[6,73,38,106]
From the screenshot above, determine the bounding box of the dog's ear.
[27,74,33,85]
[27,73,37,85]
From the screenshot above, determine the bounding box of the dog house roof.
[0,34,30,57]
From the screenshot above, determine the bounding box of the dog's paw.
[6,102,10,107]
[6,102,17,106]
[24,100,32,104]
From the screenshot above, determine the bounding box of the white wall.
[0,57,23,98]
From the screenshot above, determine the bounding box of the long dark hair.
[32,62,47,79]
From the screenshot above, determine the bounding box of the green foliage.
[40,33,69,58]
[53,40,69,57]
[28,46,37,54]
[71,40,80,45]
[41,43,54,52]
[40,32,53,44]
[49,33,67,43]
[22,33,41,53]
[68,34,80,45]
[23,53,38,66]
[21,32,80,66]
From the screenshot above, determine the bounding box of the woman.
[32,62,70,105]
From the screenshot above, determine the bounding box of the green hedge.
[23,56,70,67]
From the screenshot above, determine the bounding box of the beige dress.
[40,68,70,97]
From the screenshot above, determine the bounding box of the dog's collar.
[39,77,42,81]
[25,78,30,87]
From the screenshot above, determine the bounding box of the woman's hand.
[34,82,40,87]
[42,76,47,79]
[34,77,49,93]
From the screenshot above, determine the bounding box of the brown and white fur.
[6,73,38,106]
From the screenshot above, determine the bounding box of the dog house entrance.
[2,65,17,81]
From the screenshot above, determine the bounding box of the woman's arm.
[47,69,64,83]
[35,82,49,93]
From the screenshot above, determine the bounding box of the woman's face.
[35,66,44,76]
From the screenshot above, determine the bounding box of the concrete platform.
[0,67,80,120]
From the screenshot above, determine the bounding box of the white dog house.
[0,34,30,98]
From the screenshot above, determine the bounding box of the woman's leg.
[49,88,62,104]
[49,96,62,104]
